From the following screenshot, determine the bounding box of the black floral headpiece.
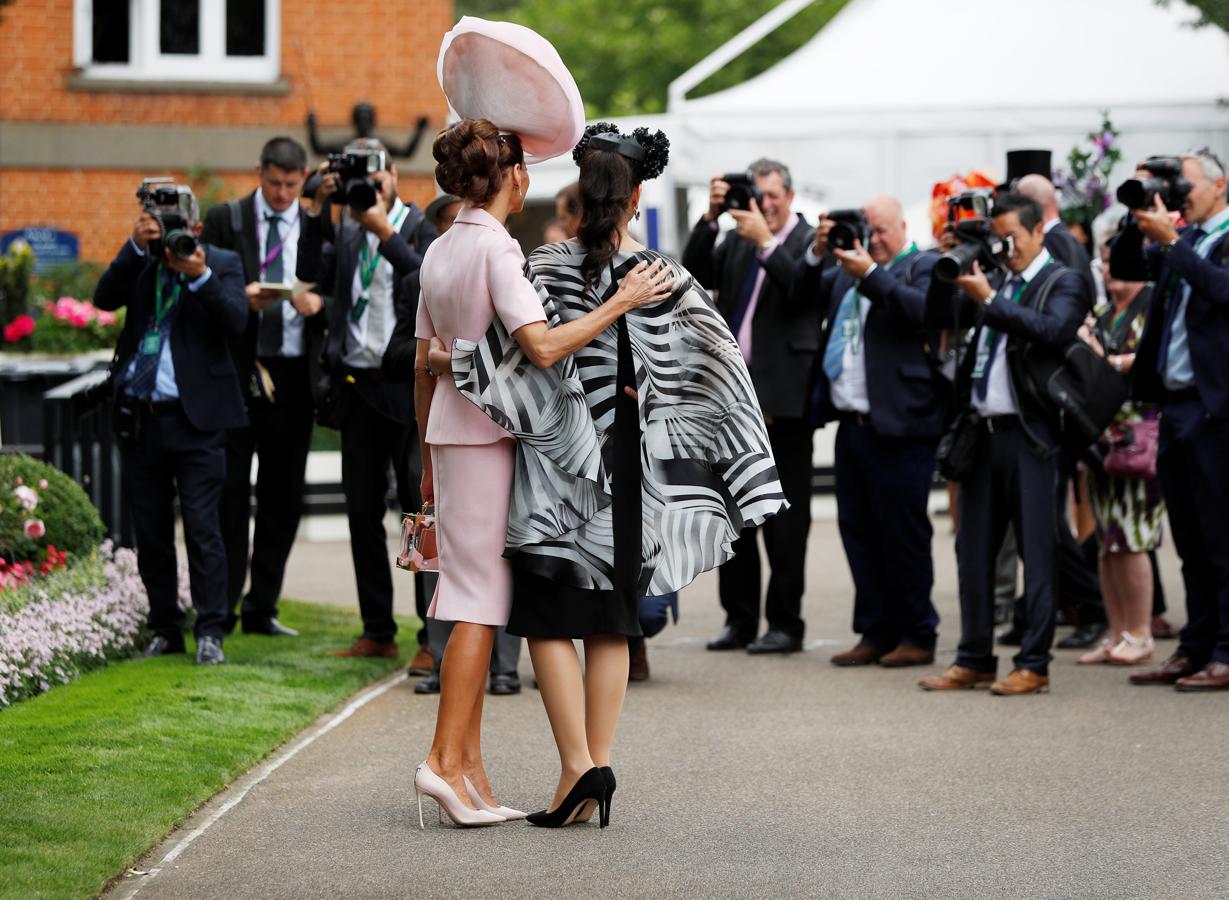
[572,122,670,181]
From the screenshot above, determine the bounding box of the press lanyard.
[352,205,410,323]
[972,264,1045,379]
[142,265,182,355]
[842,242,918,356]
[259,237,285,279]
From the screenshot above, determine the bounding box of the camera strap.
[352,205,410,322]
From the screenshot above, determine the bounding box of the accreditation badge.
[141,331,162,355]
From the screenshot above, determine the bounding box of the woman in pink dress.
[411,117,673,827]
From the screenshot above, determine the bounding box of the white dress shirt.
[344,198,406,369]
[254,190,304,358]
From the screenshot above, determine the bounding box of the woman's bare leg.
[528,637,594,810]
[426,622,494,809]
[582,634,630,767]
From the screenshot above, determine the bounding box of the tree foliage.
[1157,0,1229,31]
[456,0,851,117]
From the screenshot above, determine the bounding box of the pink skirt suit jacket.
[415,205,546,626]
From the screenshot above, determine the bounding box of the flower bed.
[0,541,178,707]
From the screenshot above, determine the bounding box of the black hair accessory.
[572,122,670,181]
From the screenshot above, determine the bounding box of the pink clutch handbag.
[397,503,439,572]
[1103,419,1159,480]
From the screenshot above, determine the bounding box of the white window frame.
[73,0,281,84]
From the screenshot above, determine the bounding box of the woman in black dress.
[451,124,786,827]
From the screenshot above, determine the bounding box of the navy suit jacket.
[1130,224,1229,418]
[95,241,249,433]
[1044,222,1095,308]
[794,250,947,438]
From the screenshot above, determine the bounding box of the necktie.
[727,257,762,345]
[974,274,1019,402]
[257,213,284,358]
[128,270,180,399]
[822,285,859,381]
[1156,227,1202,376]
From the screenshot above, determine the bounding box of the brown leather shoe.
[628,642,649,682]
[918,665,995,691]
[1174,661,1229,692]
[330,638,399,659]
[990,668,1049,695]
[1151,615,1179,639]
[407,645,434,676]
[831,643,884,667]
[1128,653,1200,686]
[879,644,935,668]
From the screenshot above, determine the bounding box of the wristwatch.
[1161,237,1180,254]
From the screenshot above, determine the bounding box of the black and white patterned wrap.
[451,241,787,595]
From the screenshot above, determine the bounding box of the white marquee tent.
[528,0,1229,254]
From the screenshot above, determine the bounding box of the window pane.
[226,0,265,56]
[92,0,130,63]
[160,0,200,55]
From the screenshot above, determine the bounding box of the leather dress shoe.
[995,624,1024,646]
[1151,615,1179,639]
[195,635,225,666]
[330,638,399,658]
[629,641,650,682]
[830,643,884,667]
[990,668,1049,695]
[407,645,434,676]
[1056,622,1107,650]
[488,673,521,695]
[1128,653,1200,686]
[706,626,753,651]
[242,617,299,637]
[879,644,935,668]
[1174,661,1229,692]
[414,671,441,694]
[746,630,802,655]
[143,635,185,658]
[918,665,995,691]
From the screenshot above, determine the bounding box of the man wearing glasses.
[1124,148,1229,692]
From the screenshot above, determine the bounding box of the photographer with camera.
[682,159,815,655]
[793,195,945,668]
[1118,150,1229,692]
[95,182,249,665]
[201,136,321,640]
[919,192,1091,696]
[296,138,437,659]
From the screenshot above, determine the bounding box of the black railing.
[42,369,134,547]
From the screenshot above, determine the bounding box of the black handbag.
[313,369,348,430]
[935,410,983,482]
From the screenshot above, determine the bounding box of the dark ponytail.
[577,148,636,290]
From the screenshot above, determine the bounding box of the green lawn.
[0,600,415,900]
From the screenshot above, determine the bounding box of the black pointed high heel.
[599,766,616,828]
[526,767,608,829]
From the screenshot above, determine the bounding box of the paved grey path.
[116,517,1229,899]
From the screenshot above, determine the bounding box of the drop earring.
[634,208,641,221]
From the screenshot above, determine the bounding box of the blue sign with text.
[1,227,80,273]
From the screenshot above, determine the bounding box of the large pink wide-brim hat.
[437,17,585,165]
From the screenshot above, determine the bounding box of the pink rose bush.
[2,296,123,353]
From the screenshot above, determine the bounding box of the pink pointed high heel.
[464,776,526,821]
[414,762,503,828]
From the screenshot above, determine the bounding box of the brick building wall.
[0,0,452,263]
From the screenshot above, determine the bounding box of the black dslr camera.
[1116,156,1192,211]
[327,146,386,211]
[826,209,870,252]
[136,177,198,260]
[722,172,763,212]
[934,190,1012,282]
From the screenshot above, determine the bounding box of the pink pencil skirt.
[427,439,515,627]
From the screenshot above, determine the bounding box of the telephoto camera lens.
[934,242,982,283]
[345,179,379,212]
[164,229,199,260]
[1116,178,1160,210]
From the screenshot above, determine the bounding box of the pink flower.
[23,519,45,539]
[38,479,48,489]
[96,311,117,327]
[14,485,38,511]
[3,314,35,343]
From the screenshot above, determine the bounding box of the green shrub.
[0,240,34,324]
[0,454,104,565]
[31,261,105,305]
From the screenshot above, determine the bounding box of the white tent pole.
[666,0,817,112]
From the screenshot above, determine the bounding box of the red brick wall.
[0,0,451,262]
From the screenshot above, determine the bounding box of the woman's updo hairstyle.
[433,118,524,206]
[571,122,670,289]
